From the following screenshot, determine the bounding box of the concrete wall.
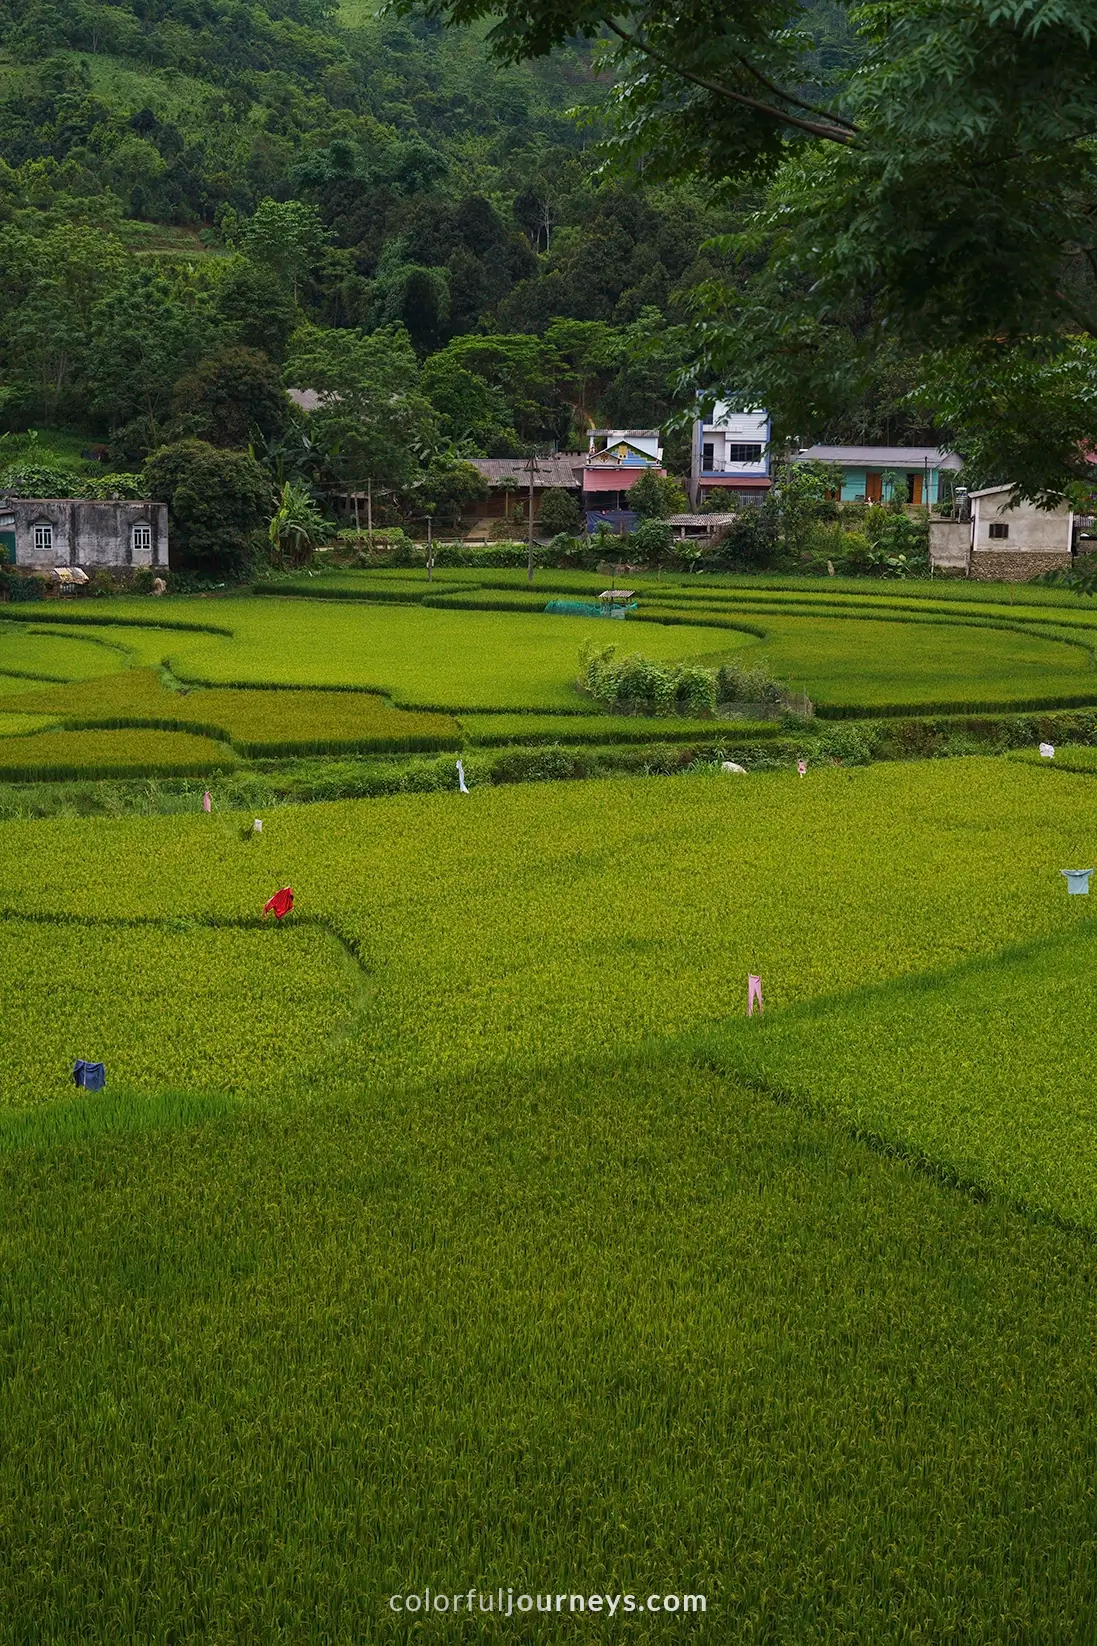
[0,499,168,570]
[929,520,970,572]
[970,491,1072,555]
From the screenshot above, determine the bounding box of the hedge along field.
[0,670,462,756]
[0,915,364,1110]
[457,711,777,746]
[7,1055,1097,1639]
[2,759,1093,1097]
[0,727,234,780]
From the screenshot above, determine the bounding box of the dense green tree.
[284,322,437,491]
[241,199,330,300]
[419,354,520,453]
[627,468,688,520]
[538,485,581,535]
[143,439,270,574]
[414,457,490,527]
[212,259,297,361]
[0,222,127,420]
[171,347,290,448]
[85,265,214,435]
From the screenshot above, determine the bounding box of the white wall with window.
[697,404,771,478]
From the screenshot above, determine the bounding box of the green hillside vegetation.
[0,0,732,494]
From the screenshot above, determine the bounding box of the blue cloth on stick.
[1061,869,1094,895]
[72,1060,106,1090]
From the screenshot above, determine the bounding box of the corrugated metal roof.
[583,469,666,491]
[666,513,738,527]
[794,445,963,468]
[467,456,584,487]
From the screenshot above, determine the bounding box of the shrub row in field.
[459,713,781,746]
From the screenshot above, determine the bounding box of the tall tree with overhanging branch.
[284,323,438,499]
[398,0,1097,500]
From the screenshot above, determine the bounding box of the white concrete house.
[966,485,1074,580]
[691,403,770,507]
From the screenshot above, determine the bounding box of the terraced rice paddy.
[7,572,1097,1636]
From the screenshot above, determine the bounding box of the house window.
[726,444,763,464]
[988,522,1009,540]
[132,523,152,556]
[702,442,715,472]
[33,522,53,554]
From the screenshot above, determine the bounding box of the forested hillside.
[0,0,739,458]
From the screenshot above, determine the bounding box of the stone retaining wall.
[968,550,1071,581]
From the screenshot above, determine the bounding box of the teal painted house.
[792,445,962,507]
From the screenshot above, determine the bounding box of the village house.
[462,455,585,538]
[582,429,665,532]
[0,497,169,572]
[691,404,771,509]
[929,484,1074,579]
[463,432,668,538]
[792,444,963,506]
[665,512,738,542]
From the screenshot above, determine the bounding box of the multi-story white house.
[690,403,771,508]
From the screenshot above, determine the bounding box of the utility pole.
[367,476,373,550]
[525,451,537,585]
[426,507,435,582]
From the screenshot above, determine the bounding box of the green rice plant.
[149,600,751,710]
[11,584,1097,719]
[693,923,1097,1229]
[0,727,234,780]
[5,1053,1097,1636]
[0,712,58,736]
[0,622,131,685]
[0,669,461,755]
[8,756,1097,1632]
[0,915,363,1108]
[3,757,1090,1098]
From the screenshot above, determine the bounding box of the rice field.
[7,576,1097,1635]
[0,669,462,755]
[5,570,1097,724]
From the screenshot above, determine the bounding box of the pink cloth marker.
[748,974,764,1016]
[202,790,212,813]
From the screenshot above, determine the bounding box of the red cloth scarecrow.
[263,886,295,920]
